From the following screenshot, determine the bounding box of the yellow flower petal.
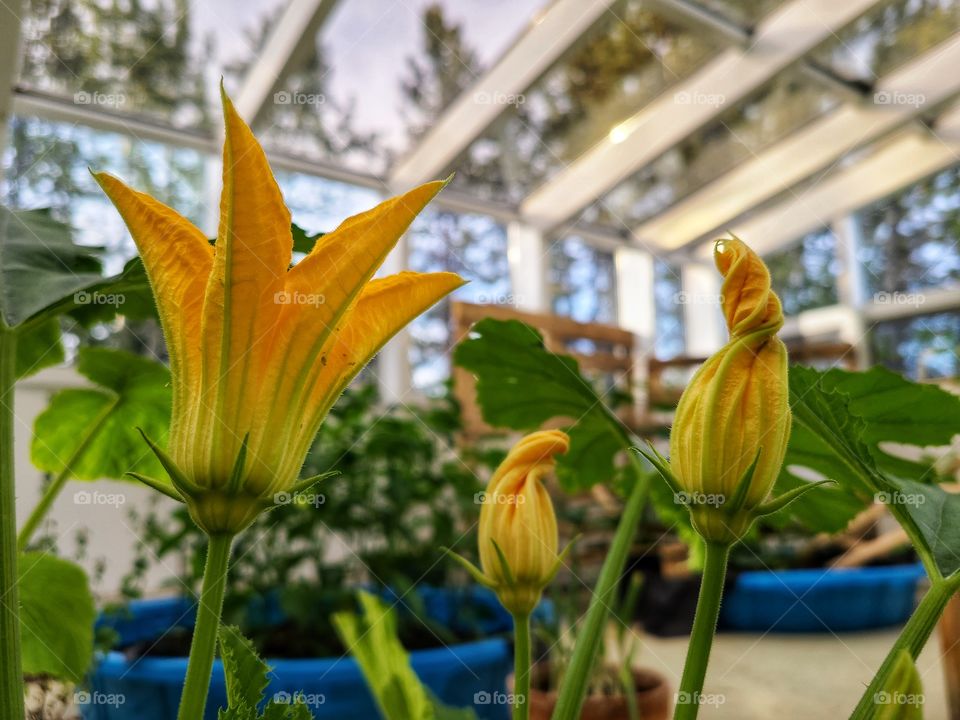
[92,172,212,461]
[198,86,294,480]
[274,271,464,480]
[254,182,448,463]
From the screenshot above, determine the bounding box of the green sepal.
[288,470,339,496]
[545,534,580,585]
[490,538,516,587]
[632,444,683,497]
[227,434,250,495]
[125,471,184,502]
[440,547,496,590]
[755,479,837,517]
[135,427,203,498]
[725,447,763,514]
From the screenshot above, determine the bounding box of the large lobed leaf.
[31,347,171,481]
[452,318,628,491]
[0,207,104,329]
[785,365,960,577]
[772,365,960,534]
[19,552,95,682]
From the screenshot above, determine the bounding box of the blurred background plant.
[117,382,509,657]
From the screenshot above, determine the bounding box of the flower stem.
[674,541,731,720]
[0,328,24,720]
[849,578,957,720]
[551,461,650,720]
[18,398,118,551]
[178,532,233,720]
[512,612,531,720]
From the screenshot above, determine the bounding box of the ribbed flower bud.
[669,237,791,543]
[477,430,569,616]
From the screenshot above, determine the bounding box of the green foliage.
[332,591,478,720]
[290,223,325,255]
[31,347,171,481]
[786,366,960,577]
[769,365,960,534]
[16,318,66,379]
[0,207,104,328]
[123,384,495,655]
[453,318,629,491]
[0,206,158,376]
[217,625,315,720]
[875,650,924,720]
[19,552,95,682]
[332,592,433,720]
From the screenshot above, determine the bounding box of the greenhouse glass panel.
[549,236,618,325]
[440,0,723,202]
[584,67,839,229]
[811,0,960,84]
[695,0,787,26]
[764,227,839,316]
[871,310,960,379]
[858,165,960,298]
[255,0,549,175]
[654,260,685,359]
[16,0,294,129]
[408,210,511,393]
[2,114,208,272]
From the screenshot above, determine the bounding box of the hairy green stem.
[512,612,531,720]
[0,329,24,719]
[17,398,118,551]
[674,541,730,720]
[849,578,957,720]
[177,533,233,720]
[551,461,650,720]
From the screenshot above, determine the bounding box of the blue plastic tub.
[719,563,926,633]
[85,589,519,719]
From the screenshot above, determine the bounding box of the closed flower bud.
[670,237,791,543]
[478,430,569,616]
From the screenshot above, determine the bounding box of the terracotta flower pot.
[511,665,671,720]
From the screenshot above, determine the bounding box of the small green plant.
[217,625,315,719]
[331,591,478,720]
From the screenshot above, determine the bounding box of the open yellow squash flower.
[449,430,570,616]
[642,237,822,545]
[94,87,464,535]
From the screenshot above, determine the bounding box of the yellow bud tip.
[712,234,783,337]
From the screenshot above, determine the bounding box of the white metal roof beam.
[389,0,618,190]
[520,0,884,230]
[0,0,24,175]
[638,34,960,250]
[717,105,960,258]
[233,0,340,126]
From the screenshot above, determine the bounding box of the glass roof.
[695,0,787,27]
[8,0,960,265]
[254,0,551,174]
[439,0,724,203]
[17,0,293,129]
[581,65,840,230]
[811,0,960,84]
